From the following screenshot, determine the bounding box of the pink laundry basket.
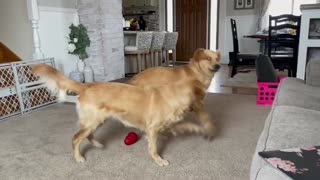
[257,77,285,105]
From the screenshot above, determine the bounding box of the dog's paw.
[75,155,86,163]
[155,158,170,166]
[203,135,215,141]
[203,131,216,141]
[93,142,104,149]
[204,125,217,141]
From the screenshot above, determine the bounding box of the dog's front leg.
[147,129,169,166]
[72,127,92,162]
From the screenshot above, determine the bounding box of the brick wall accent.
[77,0,124,81]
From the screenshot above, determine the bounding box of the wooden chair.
[125,32,153,75]
[150,32,165,67]
[163,32,179,66]
[230,18,259,77]
[267,14,301,77]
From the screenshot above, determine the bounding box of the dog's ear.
[215,51,221,62]
[192,48,206,61]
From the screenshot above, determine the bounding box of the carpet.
[0,94,271,180]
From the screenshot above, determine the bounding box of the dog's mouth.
[209,64,220,72]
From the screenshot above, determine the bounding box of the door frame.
[165,0,220,49]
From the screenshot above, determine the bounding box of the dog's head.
[191,48,221,76]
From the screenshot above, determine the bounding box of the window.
[267,0,292,16]
[261,0,318,30]
[267,0,317,16]
[293,0,318,15]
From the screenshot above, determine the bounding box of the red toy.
[124,132,139,145]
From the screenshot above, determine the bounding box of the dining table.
[243,34,269,54]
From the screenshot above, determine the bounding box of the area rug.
[221,71,258,89]
[221,70,288,91]
[0,94,271,180]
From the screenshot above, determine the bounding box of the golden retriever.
[32,64,209,166]
[128,48,221,137]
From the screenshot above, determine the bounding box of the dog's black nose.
[213,64,220,72]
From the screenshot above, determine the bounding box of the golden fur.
[128,48,221,138]
[32,64,210,166]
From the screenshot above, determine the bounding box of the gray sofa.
[250,59,320,180]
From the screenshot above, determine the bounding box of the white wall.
[0,0,33,60]
[218,0,261,64]
[210,0,218,50]
[38,0,77,8]
[38,6,79,76]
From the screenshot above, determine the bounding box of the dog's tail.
[32,64,85,102]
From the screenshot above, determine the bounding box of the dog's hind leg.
[87,134,104,148]
[147,128,169,166]
[169,122,206,136]
[72,114,104,162]
[193,105,217,139]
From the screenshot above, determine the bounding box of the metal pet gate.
[0,58,57,121]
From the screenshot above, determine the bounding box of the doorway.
[167,0,219,61]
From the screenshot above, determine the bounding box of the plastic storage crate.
[257,77,285,105]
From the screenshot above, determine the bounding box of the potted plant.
[67,23,93,82]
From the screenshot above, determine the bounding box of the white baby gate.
[0,58,57,121]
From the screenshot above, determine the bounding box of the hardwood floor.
[208,65,257,94]
[207,65,232,94]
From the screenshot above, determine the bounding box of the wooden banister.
[0,42,21,63]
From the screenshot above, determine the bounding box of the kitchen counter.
[123,30,156,46]
[123,30,154,34]
[124,31,139,34]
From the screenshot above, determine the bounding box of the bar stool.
[125,32,153,74]
[163,32,179,66]
[150,32,165,67]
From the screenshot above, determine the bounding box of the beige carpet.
[0,94,271,180]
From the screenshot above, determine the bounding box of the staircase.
[0,42,21,63]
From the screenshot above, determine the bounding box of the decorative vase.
[84,62,94,83]
[69,70,84,83]
[77,59,85,73]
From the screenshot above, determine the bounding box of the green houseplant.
[67,24,90,60]
[67,23,93,83]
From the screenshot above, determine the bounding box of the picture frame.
[234,0,254,10]
[244,0,254,9]
[234,0,244,9]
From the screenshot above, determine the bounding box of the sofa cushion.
[250,105,320,180]
[275,78,320,111]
